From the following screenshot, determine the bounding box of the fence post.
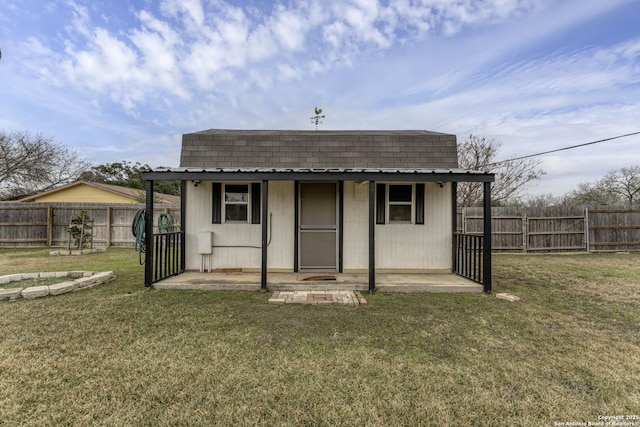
[47,206,53,247]
[522,213,528,253]
[462,208,467,234]
[106,207,112,247]
[584,207,590,252]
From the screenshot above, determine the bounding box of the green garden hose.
[132,210,174,265]
[157,213,173,233]
[132,209,146,265]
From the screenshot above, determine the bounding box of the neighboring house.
[142,129,495,293]
[18,181,180,204]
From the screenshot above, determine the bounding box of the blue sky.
[1,0,639,198]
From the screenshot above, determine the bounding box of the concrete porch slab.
[153,272,483,293]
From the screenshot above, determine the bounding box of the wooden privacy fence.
[0,203,180,248]
[461,206,640,252]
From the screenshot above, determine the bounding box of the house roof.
[180,129,459,169]
[18,181,181,203]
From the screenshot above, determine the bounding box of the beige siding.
[266,181,295,270]
[184,181,294,271]
[343,182,452,271]
[185,180,451,272]
[343,182,369,270]
[33,186,135,203]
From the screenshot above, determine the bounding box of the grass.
[1,248,639,426]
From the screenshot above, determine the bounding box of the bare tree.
[561,166,640,207]
[0,130,91,200]
[561,181,620,206]
[520,193,564,208]
[457,135,545,206]
[601,165,640,208]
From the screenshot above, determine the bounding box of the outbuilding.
[142,129,494,293]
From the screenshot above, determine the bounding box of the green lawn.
[1,248,639,426]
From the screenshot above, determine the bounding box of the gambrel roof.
[180,129,458,169]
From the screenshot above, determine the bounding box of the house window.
[225,184,249,222]
[212,183,261,224]
[388,184,413,223]
[376,183,425,224]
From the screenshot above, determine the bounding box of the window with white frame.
[212,182,261,224]
[388,184,413,223]
[224,184,249,222]
[376,183,425,225]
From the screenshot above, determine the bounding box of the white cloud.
[4,0,638,197]
[22,0,551,116]
[159,0,205,27]
[269,5,309,51]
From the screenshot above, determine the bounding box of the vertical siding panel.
[376,182,451,270]
[185,180,295,271]
[343,181,369,271]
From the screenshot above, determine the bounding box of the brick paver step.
[268,290,366,307]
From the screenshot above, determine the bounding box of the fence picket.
[0,203,180,248]
[459,206,640,252]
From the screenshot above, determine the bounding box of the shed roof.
[180,129,459,169]
[144,167,494,183]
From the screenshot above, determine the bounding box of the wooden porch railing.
[153,231,184,283]
[453,233,484,285]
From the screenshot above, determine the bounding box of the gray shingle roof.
[179,129,458,169]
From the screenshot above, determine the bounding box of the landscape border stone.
[0,271,116,301]
[49,248,106,256]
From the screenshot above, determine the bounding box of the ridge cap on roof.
[188,128,451,136]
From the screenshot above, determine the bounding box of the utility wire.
[487,131,640,167]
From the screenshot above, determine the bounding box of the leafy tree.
[68,210,93,249]
[87,161,145,189]
[85,161,180,196]
[457,135,545,206]
[0,130,91,200]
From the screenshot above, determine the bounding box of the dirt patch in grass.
[0,249,638,425]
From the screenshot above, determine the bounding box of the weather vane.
[310,107,325,130]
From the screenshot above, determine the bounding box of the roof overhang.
[143,167,494,183]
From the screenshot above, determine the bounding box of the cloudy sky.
[1,0,639,198]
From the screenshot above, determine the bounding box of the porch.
[152,271,483,293]
[142,167,494,294]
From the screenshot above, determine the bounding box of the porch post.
[338,181,344,273]
[180,180,186,272]
[451,182,458,273]
[144,180,154,287]
[293,181,299,272]
[261,180,269,291]
[483,181,492,293]
[368,180,376,293]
